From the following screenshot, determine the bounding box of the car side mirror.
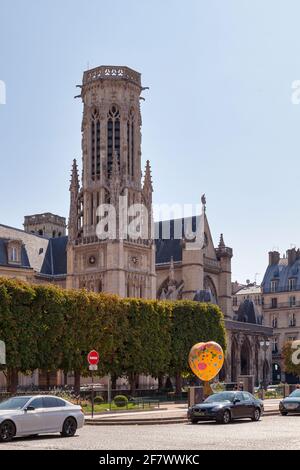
[25,406,35,412]
[233,398,241,404]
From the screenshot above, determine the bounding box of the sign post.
[87,350,99,419]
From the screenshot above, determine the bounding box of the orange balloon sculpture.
[189,341,224,382]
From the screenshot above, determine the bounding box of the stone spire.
[69,158,79,193]
[216,233,233,259]
[218,233,225,249]
[68,159,80,241]
[142,160,153,206]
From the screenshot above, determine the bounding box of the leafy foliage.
[0,277,226,391]
[113,395,128,407]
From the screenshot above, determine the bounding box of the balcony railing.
[203,256,221,271]
[263,285,299,294]
[264,302,300,309]
[83,66,141,87]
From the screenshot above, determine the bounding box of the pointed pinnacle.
[219,233,225,248]
[143,160,153,191]
[70,159,79,192]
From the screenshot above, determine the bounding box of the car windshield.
[204,392,234,403]
[0,397,31,410]
[289,390,300,398]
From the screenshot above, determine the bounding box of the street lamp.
[260,339,270,390]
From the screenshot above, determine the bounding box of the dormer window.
[270,280,278,293]
[288,278,296,291]
[7,239,22,265]
[10,247,18,262]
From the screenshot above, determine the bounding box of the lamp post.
[260,339,270,390]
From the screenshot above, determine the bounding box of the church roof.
[0,211,223,277]
[236,299,260,324]
[155,216,199,265]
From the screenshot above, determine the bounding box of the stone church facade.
[0,65,272,389]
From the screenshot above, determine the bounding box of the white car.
[0,395,84,442]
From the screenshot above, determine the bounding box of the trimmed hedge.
[0,277,226,393]
[113,395,128,407]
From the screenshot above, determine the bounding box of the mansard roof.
[0,224,67,277]
[262,255,300,293]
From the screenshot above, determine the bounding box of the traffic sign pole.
[87,350,99,419]
[108,373,111,406]
[91,369,94,419]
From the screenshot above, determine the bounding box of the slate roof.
[236,285,261,296]
[0,215,203,276]
[40,236,68,276]
[0,224,67,277]
[0,224,49,272]
[236,299,258,324]
[154,216,200,265]
[262,257,300,293]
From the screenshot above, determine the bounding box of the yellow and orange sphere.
[188,341,224,382]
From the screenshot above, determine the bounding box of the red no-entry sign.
[87,350,99,365]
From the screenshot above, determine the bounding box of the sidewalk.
[85,400,280,425]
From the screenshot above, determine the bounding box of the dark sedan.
[279,389,300,415]
[188,391,264,425]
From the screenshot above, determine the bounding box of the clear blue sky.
[1,0,300,284]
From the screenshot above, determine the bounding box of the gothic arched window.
[107,105,120,177]
[91,109,100,180]
[127,109,135,177]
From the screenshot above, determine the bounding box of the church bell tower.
[67,66,156,298]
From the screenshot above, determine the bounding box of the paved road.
[1,414,300,450]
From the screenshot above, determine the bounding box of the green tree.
[122,299,172,395]
[170,301,226,393]
[0,278,36,393]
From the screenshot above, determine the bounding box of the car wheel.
[61,416,77,437]
[251,408,261,422]
[280,411,288,416]
[61,417,77,437]
[0,420,16,442]
[217,410,231,424]
[190,418,199,424]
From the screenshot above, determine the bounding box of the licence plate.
[198,411,205,416]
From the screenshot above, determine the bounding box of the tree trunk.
[158,375,164,390]
[175,373,182,395]
[74,370,81,396]
[135,374,139,390]
[63,370,68,387]
[129,373,137,396]
[46,372,50,390]
[7,368,18,394]
[111,374,117,391]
